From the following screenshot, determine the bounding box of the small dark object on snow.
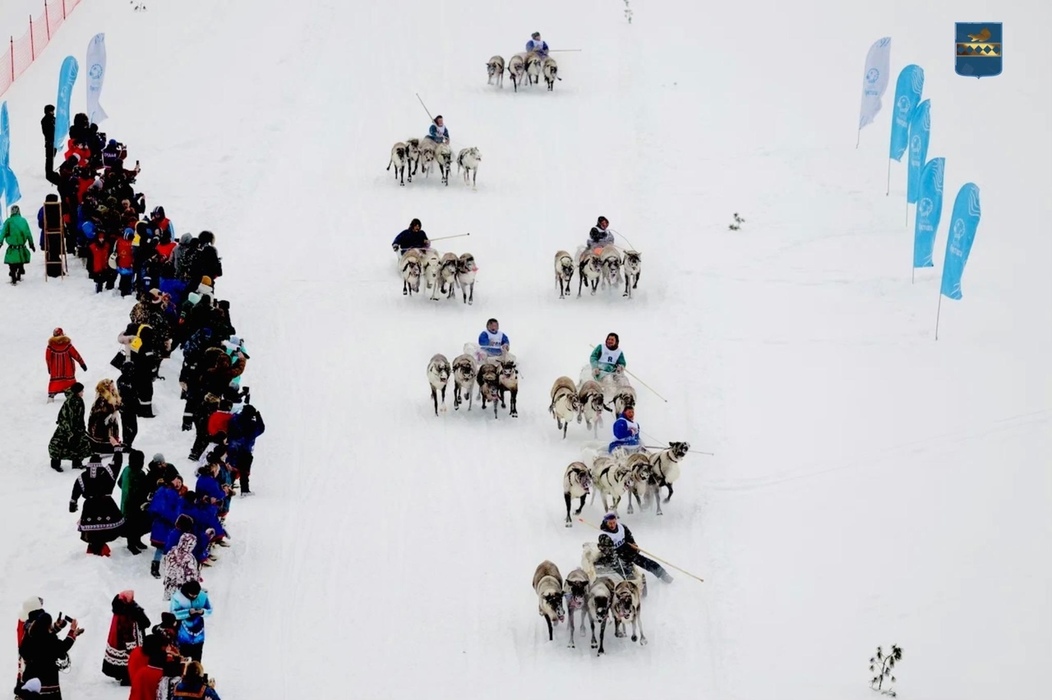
[869,644,903,697]
[728,212,746,231]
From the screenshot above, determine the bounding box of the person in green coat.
[1,205,35,285]
[590,332,627,379]
[48,383,92,472]
[118,449,151,553]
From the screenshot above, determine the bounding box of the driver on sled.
[608,406,643,454]
[590,332,626,381]
[475,318,510,362]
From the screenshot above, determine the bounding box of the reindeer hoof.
[640,637,648,646]
[565,521,572,528]
[631,635,637,642]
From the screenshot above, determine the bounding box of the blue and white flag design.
[86,33,108,125]
[913,157,945,268]
[889,65,923,161]
[907,99,931,203]
[940,183,981,300]
[859,37,892,130]
[54,56,79,150]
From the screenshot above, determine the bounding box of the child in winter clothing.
[162,532,200,602]
[170,581,212,662]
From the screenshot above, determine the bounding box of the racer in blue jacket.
[608,406,641,453]
[526,32,549,58]
[427,116,450,144]
[477,318,509,357]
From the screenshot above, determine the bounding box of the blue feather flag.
[889,65,924,161]
[940,183,981,300]
[907,99,931,203]
[913,157,945,268]
[54,56,79,151]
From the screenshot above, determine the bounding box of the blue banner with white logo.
[0,102,21,206]
[889,65,924,161]
[913,157,945,268]
[940,183,981,300]
[907,99,931,203]
[54,56,79,151]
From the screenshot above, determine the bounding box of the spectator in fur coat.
[48,383,91,472]
[101,590,150,685]
[87,379,124,465]
[44,329,87,401]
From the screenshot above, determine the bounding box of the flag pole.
[856,129,861,149]
[885,159,891,195]
[934,292,943,340]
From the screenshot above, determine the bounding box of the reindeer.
[646,441,690,515]
[611,385,636,416]
[476,360,501,419]
[577,248,602,297]
[420,249,440,292]
[399,250,422,296]
[456,253,476,305]
[549,377,581,439]
[622,453,654,515]
[562,461,592,526]
[507,53,526,91]
[404,138,422,178]
[591,456,634,514]
[426,354,451,415]
[563,568,591,649]
[525,52,542,85]
[554,250,574,299]
[542,56,559,91]
[599,246,623,291]
[532,561,565,641]
[387,142,409,186]
[456,147,481,189]
[431,253,459,301]
[486,55,505,87]
[434,143,453,185]
[587,575,616,655]
[577,379,609,437]
[451,353,478,411]
[622,250,641,298]
[612,579,646,645]
[497,355,519,418]
[417,139,437,177]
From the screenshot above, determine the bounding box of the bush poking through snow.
[623,0,633,24]
[869,645,903,697]
[728,212,746,231]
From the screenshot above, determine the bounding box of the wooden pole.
[577,518,705,583]
[429,232,470,242]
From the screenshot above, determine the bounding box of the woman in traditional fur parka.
[44,328,87,399]
[48,383,91,471]
[101,590,150,685]
[161,533,200,602]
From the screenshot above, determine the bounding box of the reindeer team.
[392,37,689,657]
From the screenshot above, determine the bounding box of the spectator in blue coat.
[608,406,642,454]
[170,580,212,662]
[526,32,549,57]
[477,318,509,358]
[427,116,449,144]
[148,474,185,579]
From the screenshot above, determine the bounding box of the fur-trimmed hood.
[47,335,72,349]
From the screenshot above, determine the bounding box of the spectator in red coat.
[87,230,115,293]
[45,328,87,400]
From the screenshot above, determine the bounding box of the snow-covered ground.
[1,0,1049,698]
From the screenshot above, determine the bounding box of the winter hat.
[20,597,43,622]
[123,228,135,240]
[181,580,201,598]
[603,512,618,522]
[108,139,117,148]
[200,276,212,287]
[52,327,64,336]
[433,116,443,123]
[198,231,214,244]
[70,382,84,394]
[597,216,608,225]
[532,32,541,38]
[118,590,135,603]
[129,450,145,469]
[9,205,19,216]
[18,678,41,694]
[179,233,192,245]
[160,612,177,628]
[152,453,165,464]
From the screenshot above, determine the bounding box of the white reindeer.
[599,246,623,291]
[456,253,476,305]
[431,253,459,301]
[549,376,582,439]
[507,53,526,91]
[434,143,453,186]
[542,56,559,91]
[451,353,478,411]
[399,250,422,296]
[577,248,602,297]
[622,250,641,298]
[456,147,481,189]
